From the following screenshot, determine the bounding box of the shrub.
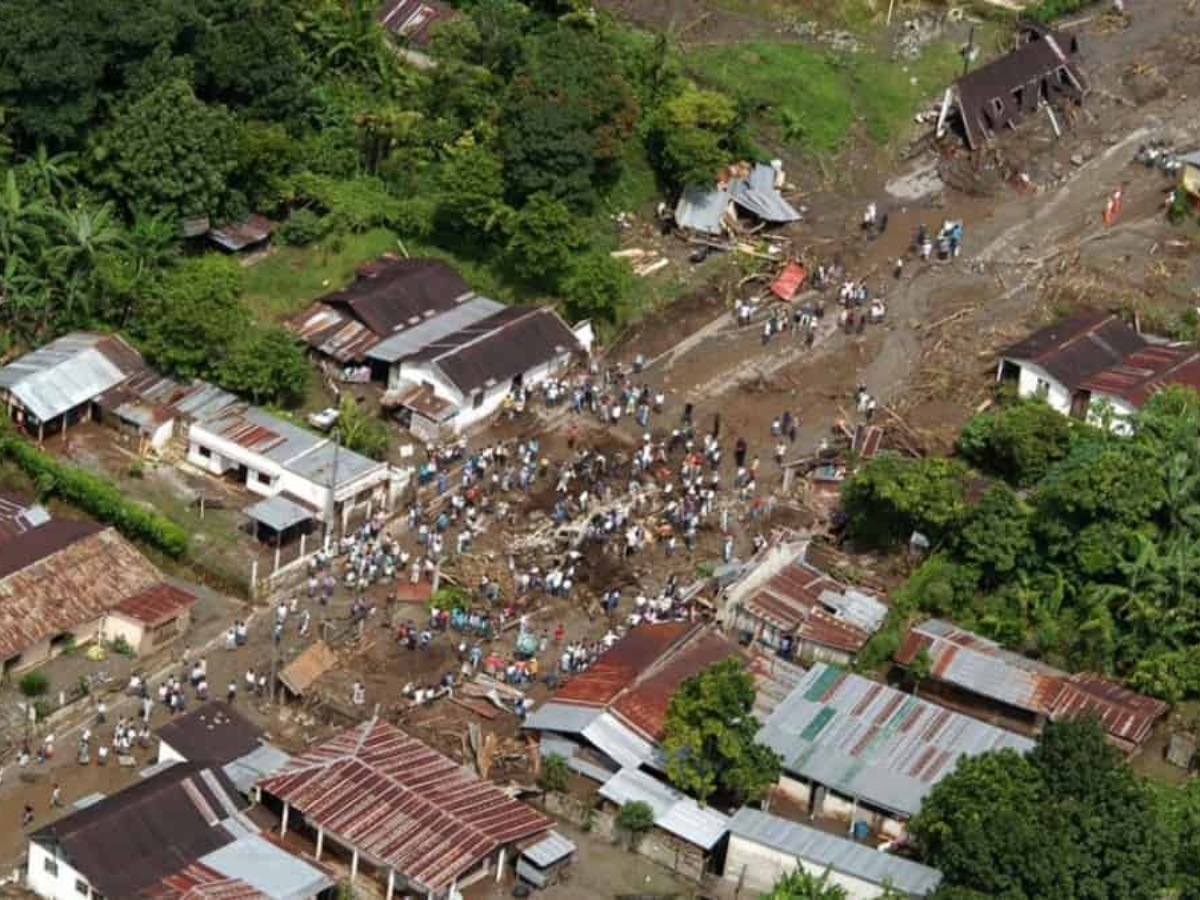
[0,435,188,557]
[279,207,328,246]
[108,635,135,657]
[1028,0,1097,21]
[19,671,49,698]
[617,800,655,836]
[33,698,54,721]
[539,753,570,793]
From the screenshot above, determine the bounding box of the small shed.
[208,215,273,254]
[1167,732,1196,771]
[104,582,197,655]
[516,831,576,888]
[278,640,337,699]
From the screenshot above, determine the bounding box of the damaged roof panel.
[1000,309,1145,391]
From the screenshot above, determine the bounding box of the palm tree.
[49,203,122,270]
[26,144,77,200]
[0,170,50,263]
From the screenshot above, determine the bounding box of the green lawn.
[690,39,964,155]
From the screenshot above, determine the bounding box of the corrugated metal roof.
[223,744,292,796]
[113,582,198,626]
[244,495,316,532]
[199,833,334,900]
[999,310,1145,391]
[747,649,808,721]
[729,164,801,224]
[895,620,1167,751]
[758,664,1035,817]
[378,0,456,44]
[729,808,943,896]
[367,297,505,363]
[208,215,272,253]
[0,525,163,661]
[729,541,887,654]
[521,831,576,868]
[156,702,264,766]
[674,186,731,235]
[0,331,144,422]
[1080,345,1200,408]
[582,713,658,771]
[257,719,552,893]
[192,404,386,493]
[525,702,603,734]
[598,768,729,851]
[894,619,1062,715]
[287,304,382,363]
[552,622,694,707]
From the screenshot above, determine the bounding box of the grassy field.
[690,38,965,155]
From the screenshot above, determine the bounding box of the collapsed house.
[674,161,802,237]
[938,23,1087,149]
[894,619,1169,755]
[720,538,889,666]
[377,0,456,45]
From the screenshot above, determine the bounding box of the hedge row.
[0,436,189,558]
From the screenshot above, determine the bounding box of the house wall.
[103,609,189,656]
[723,834,895,899]
[147,418,175,451]
[1002,359,1072,415]
[27,841,93,900]
[772,776,906,840]
[633,826,710,883]
[1087,393,1137,435]
[157,739,187,766]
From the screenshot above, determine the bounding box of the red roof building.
[257,718,552,898]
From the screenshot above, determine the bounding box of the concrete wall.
[771,777,906,841]
[27,841,94,900]
[1008,360,1072,415]
[104,609,189,656]
[1087,393,1137,435]
[723,834,892,899]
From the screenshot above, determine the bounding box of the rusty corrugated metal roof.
[113,582,198,626]
[1080,345,1200,408]
[0,524,165,661]
[610,628,740,741]
[1053,673,1168,752]
[257,719,551,893]
[895,619,1063,716]
[895,620,1167,752]
[999,310,1144,391]
[552,622,693,707]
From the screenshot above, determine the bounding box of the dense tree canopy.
[661,658,781,805]
[913,720,1171,900]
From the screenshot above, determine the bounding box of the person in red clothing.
[553,622,565,644]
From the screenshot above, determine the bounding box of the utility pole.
[962,25,976,77]
[324,429,341,551]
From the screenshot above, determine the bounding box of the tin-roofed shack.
[0,331,146,442]
[674,161,801,238]
[894,619,1168,754]
[939,23,1087,150]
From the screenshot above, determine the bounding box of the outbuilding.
[724,808,942,898]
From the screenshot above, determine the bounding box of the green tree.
[500,25,637,208]
[0,0,195,147]
[957,397,1072,488]
[93,79,240,219]
[954,484,1033,588]
[539,752,570,793]
[841,454,970,549]
[217,327,311,407]
[616,800,655,841]
[662,659,781,805]
[336,394,391,461]
[649,89,739,189]
[435,135,511,243]
[138,256,247,379]
[560,251,633,323]
[504,192,583,284]
[762,868,848,900]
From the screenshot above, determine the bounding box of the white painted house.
[997,309,1200,434]
[724,808,942,898]
[186,402,394,540]
[373,305,592,437]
